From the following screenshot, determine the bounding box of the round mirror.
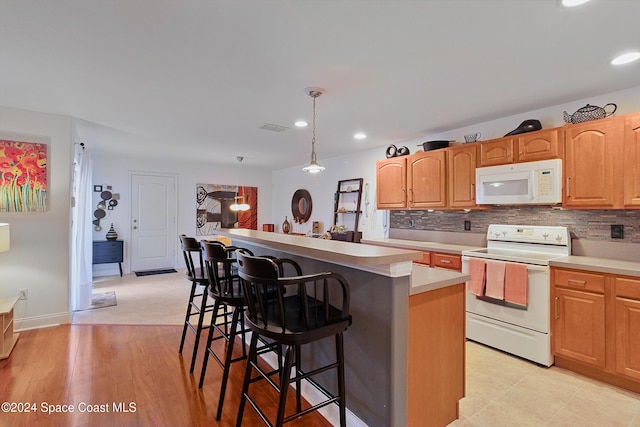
[291,189,312,223]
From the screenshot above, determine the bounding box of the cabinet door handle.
[568,279,587,286]
[439,259,451,264]
[409,188,414,205]
[554,297,559,319]
[566,177,570,198]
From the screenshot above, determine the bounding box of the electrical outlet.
[409,219,415,228]
[611,224,624,239]
[464,220,471,231]
[18,288,27,300]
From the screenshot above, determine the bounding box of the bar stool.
[235,251,352,427]
[198,240,254,421]
[178,235,215,373]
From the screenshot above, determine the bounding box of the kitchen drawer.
[414,251,431,266]
[431,252,461,271]
[553,268,605,294]
[615,276,640,300]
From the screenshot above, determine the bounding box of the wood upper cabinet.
[376,157,407,209]
[563,116,623,208]
[478,137,515,167]
[517,128,562,162]
[551,268,606,368]
[478,128,562,167]
[447,144,477,208]
[624,113,640,207]
[408,151,447,209]
[614,276,640,381]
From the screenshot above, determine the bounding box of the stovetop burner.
[462,224,571,265]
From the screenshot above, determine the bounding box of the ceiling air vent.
[259,123,289,132]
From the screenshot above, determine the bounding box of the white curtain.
[70,143,93,311]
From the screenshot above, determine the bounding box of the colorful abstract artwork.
[196,183,258,236]
[0,140,47,212]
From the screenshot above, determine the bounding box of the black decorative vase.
[106,223,118,240]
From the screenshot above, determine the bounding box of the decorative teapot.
[563,103,617,124]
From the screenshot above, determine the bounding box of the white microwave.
[475,159,562,205]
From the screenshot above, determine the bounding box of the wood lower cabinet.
[551,267,640,392]
[614,276,640,381]
[408,283,465,427]
[552,286,606,368]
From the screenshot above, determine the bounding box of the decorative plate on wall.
[291,189,312,223]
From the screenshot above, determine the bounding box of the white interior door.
[130,173,177,272]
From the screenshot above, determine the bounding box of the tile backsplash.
[390,207,640,243]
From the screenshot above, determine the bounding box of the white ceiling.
[1,0,639,170]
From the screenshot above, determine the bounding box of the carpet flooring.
[72,269,190,325]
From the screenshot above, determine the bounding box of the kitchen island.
[213,228,469,427]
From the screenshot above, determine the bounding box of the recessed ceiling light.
[295,120,308,127]
[611,52,640,65]
[560,0,590,7]
[354,132,367,140]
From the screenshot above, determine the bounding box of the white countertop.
[410,264,470,295]
[361,237,481,255]
[550,256,640,277]
[213,229,424,277]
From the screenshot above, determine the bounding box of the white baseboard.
[14,312,70,332]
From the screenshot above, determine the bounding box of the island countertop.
[215,229,423,276]
[410,264,470,295]
[361,237,482,255]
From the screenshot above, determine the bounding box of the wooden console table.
[1,297,20,359]
[93,240,124,276]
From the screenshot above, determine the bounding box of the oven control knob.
[555,234,563,242]
[542,233,549,240]
[502,231,508,237]
[494,232,501,238]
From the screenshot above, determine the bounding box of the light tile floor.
[453,341,640,427]
[73,271,640,426]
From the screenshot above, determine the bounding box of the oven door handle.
[462,257,549,272]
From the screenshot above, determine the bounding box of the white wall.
[410,85,640,145]
[89,152,273,276]
[273,148,390,240]
[0,107,73,330]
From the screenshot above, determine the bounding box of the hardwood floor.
[0,324,333,427]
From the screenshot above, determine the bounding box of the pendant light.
[302,87,325,174]
[230,195,250,212]
[230,157,251,211]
